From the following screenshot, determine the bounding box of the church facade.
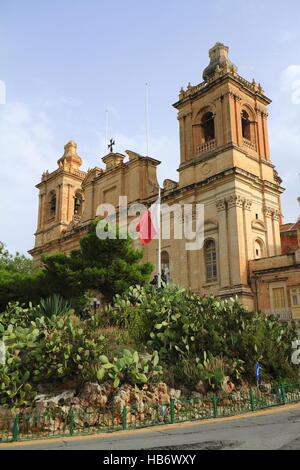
[29,43,300,319]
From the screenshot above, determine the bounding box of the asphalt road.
[2,404,300,450]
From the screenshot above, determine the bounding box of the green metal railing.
[1,382,300,443]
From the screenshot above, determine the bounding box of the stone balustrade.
[243,138,256,151]
[196,139,216,154]
[265,308,292,321]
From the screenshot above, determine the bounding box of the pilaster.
[216,198,230,287]
[263,205,280,256]
[186,111,193,160]
[226,194,248,286]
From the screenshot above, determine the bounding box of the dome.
[57,140,82,169]
[202,42,237,82]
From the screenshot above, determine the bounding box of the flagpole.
[157,185,161,288]
[105,109,108,154]
[145,82,149,156]
[145,81,160,286]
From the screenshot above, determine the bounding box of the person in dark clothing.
[150,274,158,286]
[150,271,168,288]
[161,270,167,284]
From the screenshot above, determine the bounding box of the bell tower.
[174,42,274,182]
[173,42,284,309]
[29,141,86,261]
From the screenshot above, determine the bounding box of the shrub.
[38,294,72,317]
[110,284,299,386]
[0,304,108,406]
[94,349,163,388]
[0,303,162,407]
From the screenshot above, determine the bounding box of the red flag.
[137,199,159,245]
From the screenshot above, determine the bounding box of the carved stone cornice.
[228,91,242,101]
[227,194,245,209]
[263,206,280,219]
[174,66,269,108]
[223,194,252,210]
[244,198,252,211]
[213,94,224,102]
[215,91,242,102]
[263,206,273,218]
[256,107,268,119]
[177,111,192,120]
[260,112,269,119]
[216,198,227,212]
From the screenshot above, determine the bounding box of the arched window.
[74,192,83,216]
[48,191,56,219]
[161,250,170,281]
[204,239,217,282]
[241,110,251,140]
[201,112,215,142]
[254,239,265,259]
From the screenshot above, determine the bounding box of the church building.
[29,43,300,322]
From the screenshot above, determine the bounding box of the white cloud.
[0,101,179,256]
[269,116,300,222]
[264,65,300,223]
[280,65,300,104]
[0,97,298,257]
[0,102,58,255]
[85,129,179,186]
[35,95,81,108]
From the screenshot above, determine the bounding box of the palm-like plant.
[38,294,71,317]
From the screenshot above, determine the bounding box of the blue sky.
[0,0,300,254]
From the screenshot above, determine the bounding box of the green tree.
[0,242,35,274]
[40,221,153,304]
[0,242,41,312]
[0,223,153,312]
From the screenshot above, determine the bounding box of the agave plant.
[38,294,72,317]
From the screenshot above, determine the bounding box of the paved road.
[2,404,300,450]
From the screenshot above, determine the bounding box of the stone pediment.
[252,220,266,232]
[125,150,142,161]
[82,167,104,187]
[204,219,218,232]
[163,179,178,191]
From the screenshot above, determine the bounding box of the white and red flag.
[137,197,160,245]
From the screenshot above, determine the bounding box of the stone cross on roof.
[108,138,115,153]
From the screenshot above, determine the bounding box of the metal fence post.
[281,384,286,405]
[213,394,218,418]
[69,410,74,436]
[122,406,127,430]
[170,399,175,424]
[12,414,19,442]
[250,389,255,412]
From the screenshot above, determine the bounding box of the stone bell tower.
[174,42,274,179]
[29,141,86,260]
[173,42,284,309]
